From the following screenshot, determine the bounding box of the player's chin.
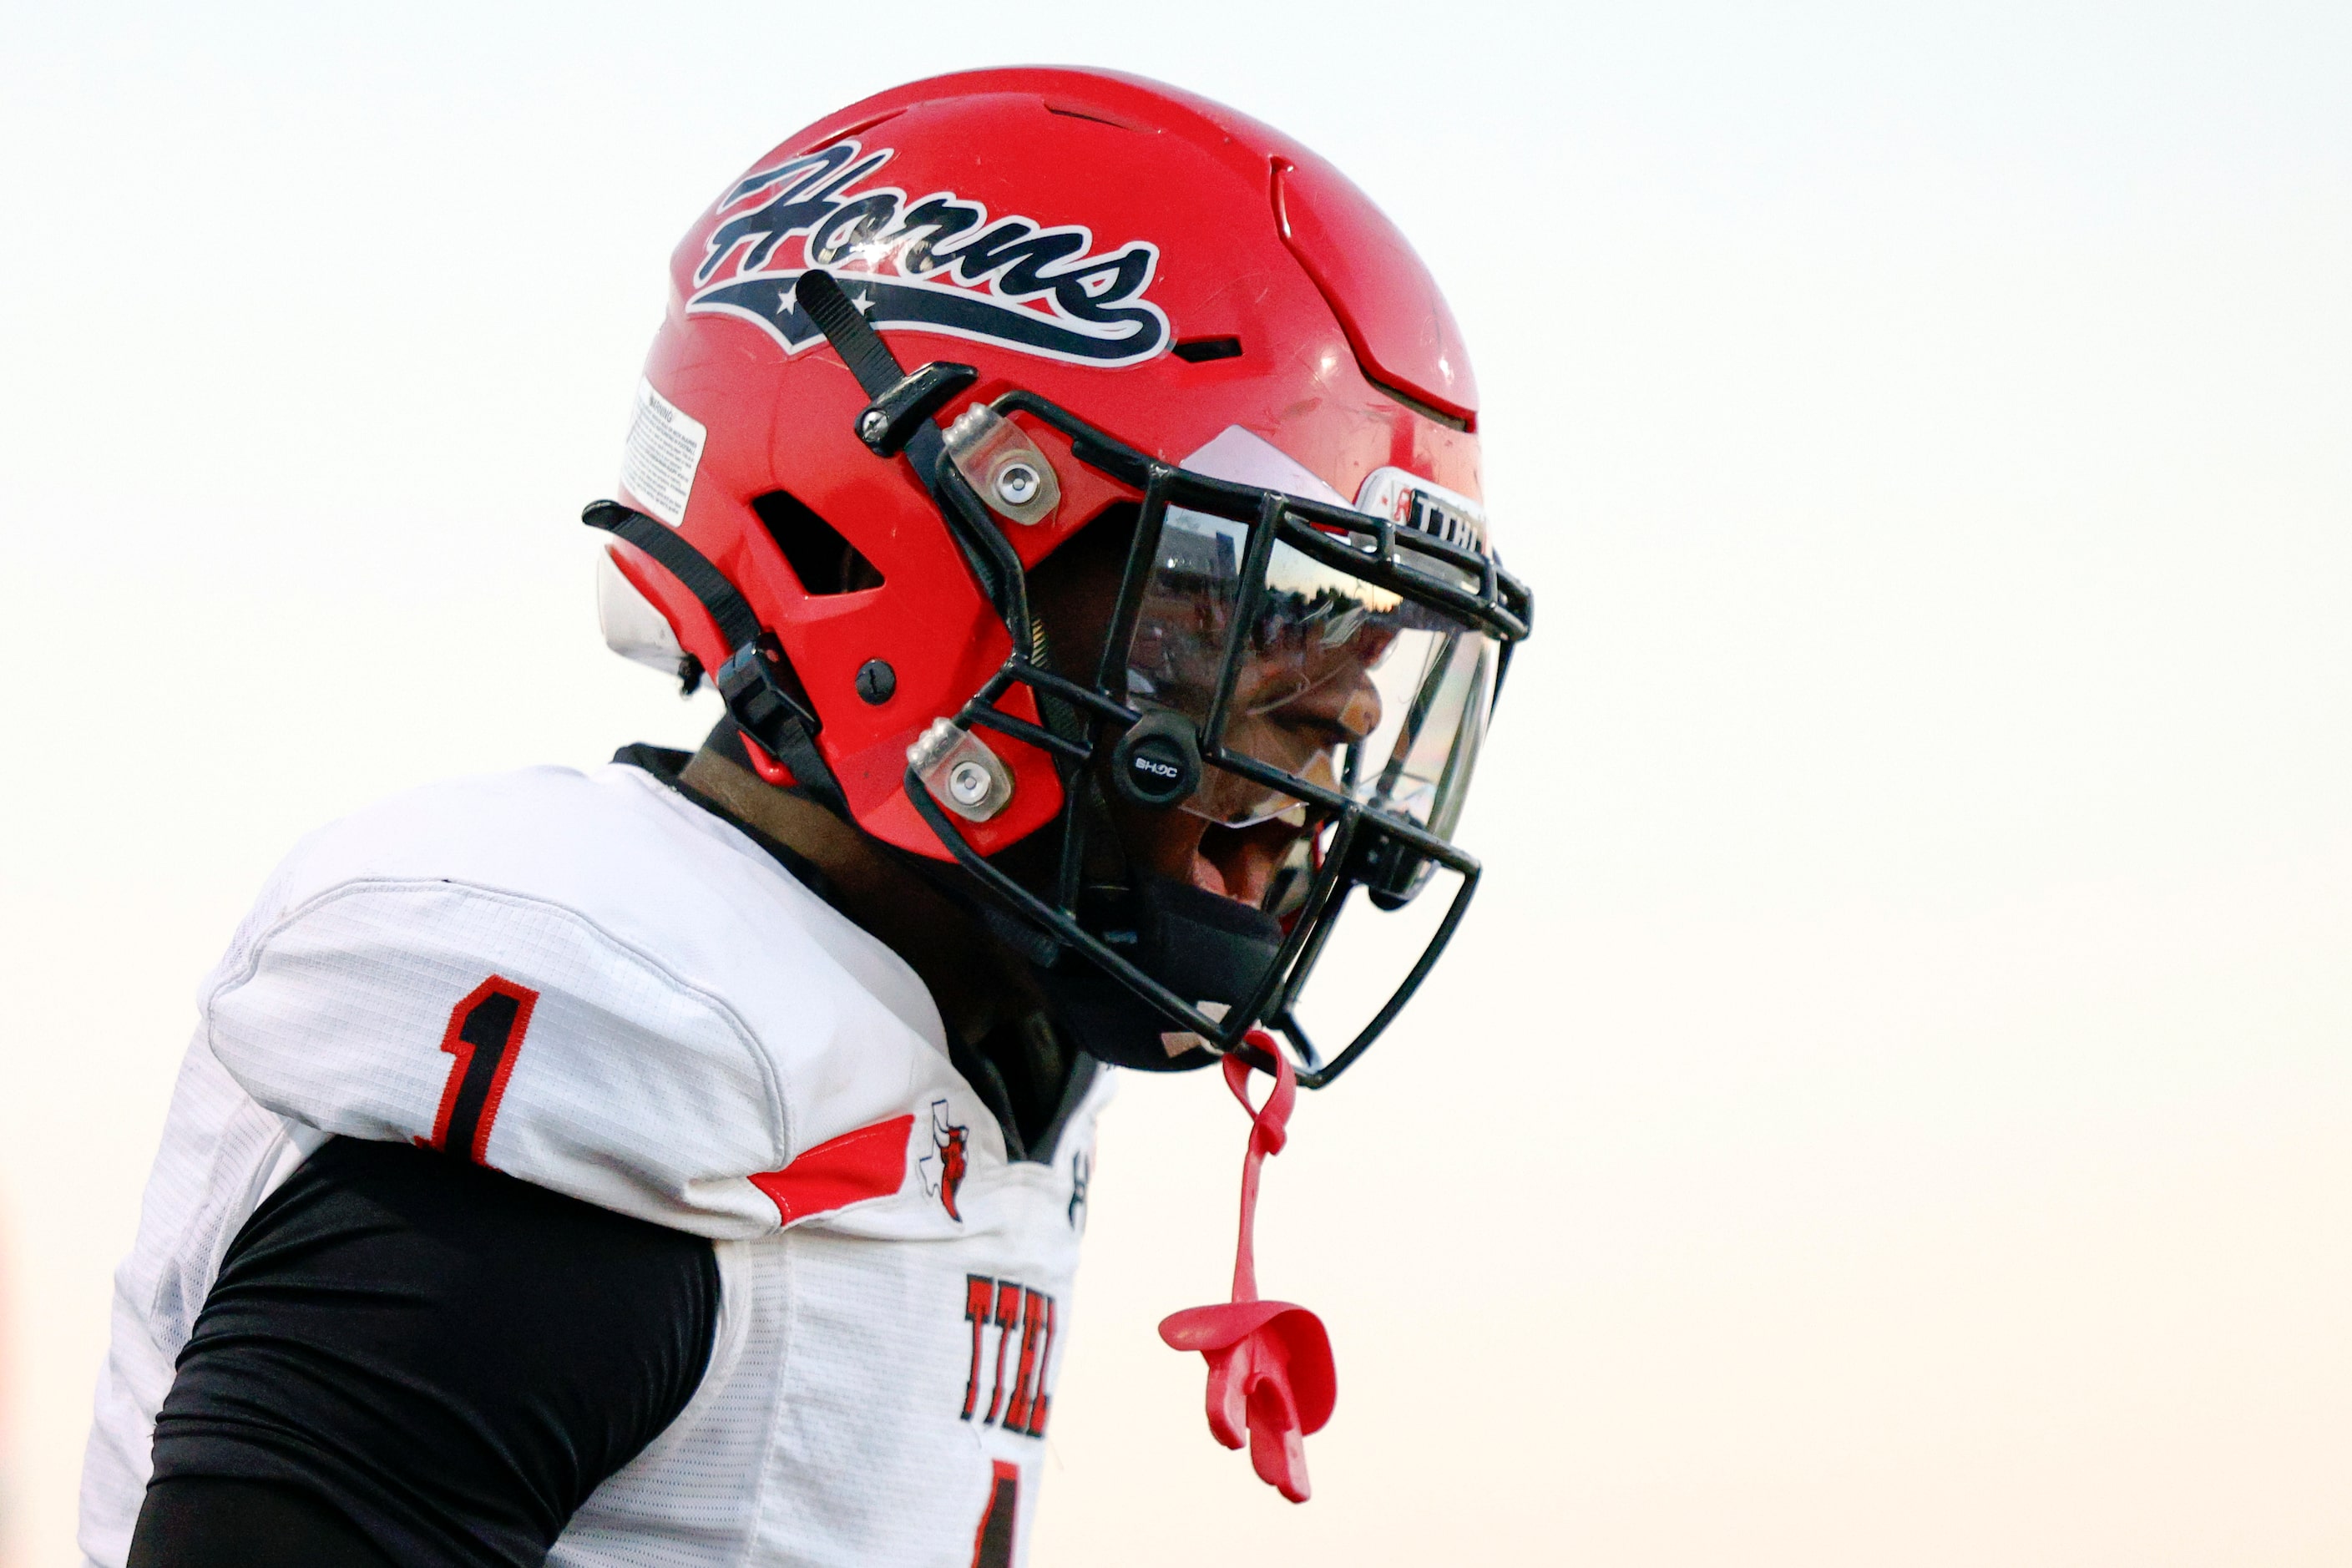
[1191,816,1308,909]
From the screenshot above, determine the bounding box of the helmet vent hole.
[752,489,884,595]
[1171,336,1243,364]
[1043,99,1151,133]
[1359,367,1473,432]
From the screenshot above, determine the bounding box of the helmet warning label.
[620,378,708,527]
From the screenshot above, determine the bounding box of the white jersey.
[78,761,1112,1568]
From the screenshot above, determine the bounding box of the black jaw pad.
[1033,873,1283,1074]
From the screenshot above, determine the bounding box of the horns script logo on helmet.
[686,140,1171,367]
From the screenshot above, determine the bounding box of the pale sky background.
[2,3,2348,1565]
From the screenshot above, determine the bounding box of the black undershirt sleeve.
[134,1137,720,1568]
[130,1477,396,1568]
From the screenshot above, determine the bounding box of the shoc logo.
[688,140,1170,367]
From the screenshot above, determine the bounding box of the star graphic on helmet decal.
[852,288,875,315]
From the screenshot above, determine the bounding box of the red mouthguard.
[1158,1033,1336,1503]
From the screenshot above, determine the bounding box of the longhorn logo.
[916,1097,971,1222]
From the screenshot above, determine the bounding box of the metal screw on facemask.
[946,759,994,808]
[859,410,889,443]
[994,462,1042,508]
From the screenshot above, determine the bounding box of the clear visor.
[1123,494,1498,847]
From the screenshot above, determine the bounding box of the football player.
[79,67,1532,1568]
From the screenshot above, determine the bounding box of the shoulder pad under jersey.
[202,764,969,1238]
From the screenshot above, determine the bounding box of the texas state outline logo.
[686,140,1171,367]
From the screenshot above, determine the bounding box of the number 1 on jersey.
[419,975,539,1166]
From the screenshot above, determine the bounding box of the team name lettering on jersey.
[960,1275,1058,1437]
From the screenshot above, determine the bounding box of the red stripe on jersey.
[748,1114,915,1224]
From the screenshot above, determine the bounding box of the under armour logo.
[1068,1148,1091,1231]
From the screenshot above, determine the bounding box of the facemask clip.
[944,404,1060,525]
[908,718,1015,822]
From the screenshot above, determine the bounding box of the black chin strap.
[581,499,844,812]
[796,269,1030,635]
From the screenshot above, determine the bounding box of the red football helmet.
[589,67,1531,1084]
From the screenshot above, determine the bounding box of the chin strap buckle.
[715,635,819,753]
[715,635,845,811]
[1157,1034,1336,1503]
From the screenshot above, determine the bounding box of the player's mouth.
[1190,816,1308,908]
